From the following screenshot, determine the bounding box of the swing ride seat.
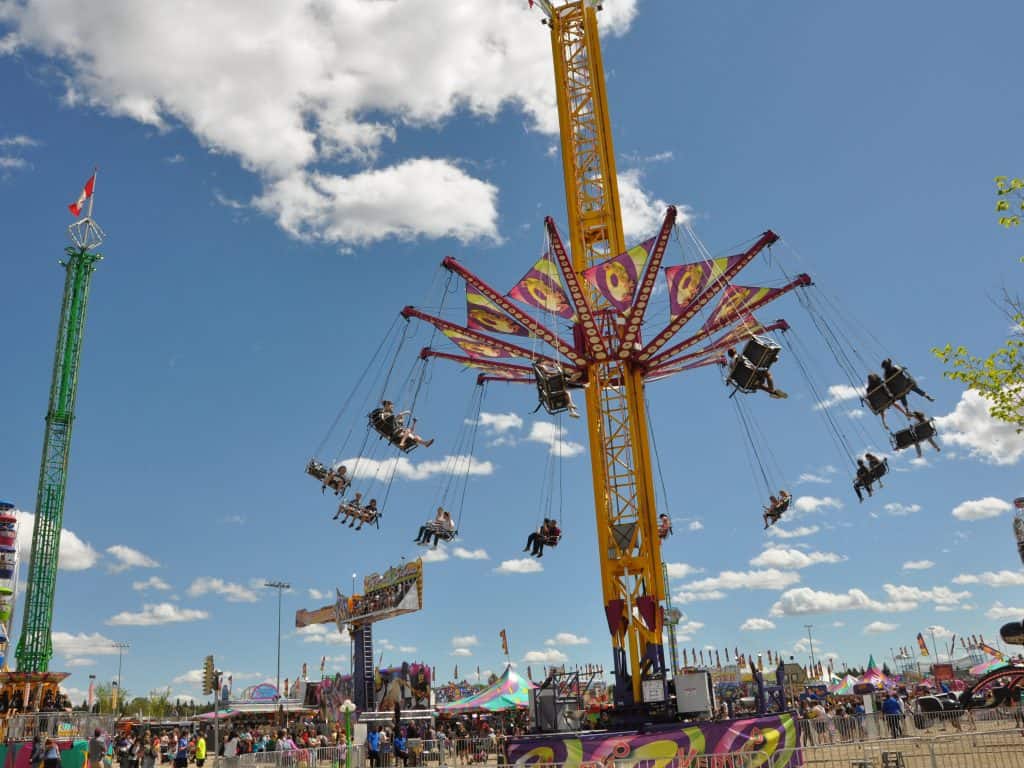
[417,527,456,545]
[369,408,419,452]
[863,370,916,414]
[890,420,936,452]
[306,459,328,482]
[775,496,792,514]
[542,532,562,548]
[658,526,674,539]
[726,356,766,393]
[867,459,889,482]
[740,336,782,371]
[533,361,573,415]
[883,368,915,400]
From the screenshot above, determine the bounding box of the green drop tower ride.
[16,189,105,672]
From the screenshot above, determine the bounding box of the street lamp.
[264,581,291,697]
[927,626,942,667]
[112,641,129,713]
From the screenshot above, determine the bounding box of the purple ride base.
[507,713,802,768]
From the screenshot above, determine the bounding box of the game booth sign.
[507,714,801,767]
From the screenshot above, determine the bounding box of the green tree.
[933,177,1024,431]
[147,688,173,719]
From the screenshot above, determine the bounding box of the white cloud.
[767,525,820,540]
[522,649,567,664]
[65,657,95,667]
[797,473,831,485]
[399,646,417,653]
[451,635,479,647]
[257,161,499,246]
[526,422,584,458]
[863,621,898,634]
[881,584,970,607]
[106,545,160,573]
[884,503,922,516]
[308,588,328,600]
[420,547,450,563]
[296,625,349,645]
[740,618,776,631]
[0,157,27,169]
[688,521,704,532]
[952,497,1011,521]
[132,576,172,591]
[682,569,800,592]
[0,135,39,147]
[986,602,1024,620]
[902,560,935,571]
[343,454,493,482]
[173,669,203,685]
[53,632,121,659]
[453,547,489,561]
[749,547,846,570]
[0,1,640,246]
[187,577,260,603]
[673,590,727,604]
[165,153,184,164]
[477,412,523,434]
[953,570,1024,587]
[927,625,953,638]
[814,384,862,410]
[495,557,543,574]
[13,509,97,571]
[616,169,687,240]
[935,390,1024,465]
[770,588,917,617]
[107,603,208,626]
[545,633,589,646]
[665,563,702,580]
[451,648,473,657]
[792,496,842,516]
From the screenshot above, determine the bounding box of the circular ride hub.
[399,1,810,715]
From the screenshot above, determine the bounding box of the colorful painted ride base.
[507,714,801,768]
[0,739,87,768]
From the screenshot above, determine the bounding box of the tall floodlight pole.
[928,626,941,666]
[112,641,129,713]
[804,625,817,675]
[265,581,290,695]
[17,174,105,672]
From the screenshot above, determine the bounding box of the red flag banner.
[68,172,96,217]
[664,255,742,317]
[442,329,512,359]
[979,642,1005,660]
[466,285,530,337]
[702,285,781,332]
[583,238,655,313]
[500,629,509,656]
[917,632,930,657]
[508,253,575,320]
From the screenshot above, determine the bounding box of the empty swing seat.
[534,362,573,415]
[741,336,781,370]
[891,420,936,451]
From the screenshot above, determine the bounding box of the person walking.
[366,726,381,768]
[42,740,61,768]
[29,736,45,768]
[88,730,108,768]
[882,693,904,738]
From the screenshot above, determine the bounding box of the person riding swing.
[334,492,363,524]
[725,348,787,399]
[352,498,379,531]
[762,490,791,529]
[658,513,674,539]
[322,464,350,496]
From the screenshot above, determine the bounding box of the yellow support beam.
[548,1,666,708]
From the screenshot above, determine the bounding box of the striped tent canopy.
[857,665,887,689]
[970,657,1008,677]
[438,665,535,713]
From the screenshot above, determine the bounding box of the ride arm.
[617,206,677,358]
[649,319,790,370]
[636,230,780,364]
[646,274,811,369]
[544,217,610,361]
[441,257,587,367]
[419,347,549,379]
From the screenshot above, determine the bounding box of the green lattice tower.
[16,243,103,672]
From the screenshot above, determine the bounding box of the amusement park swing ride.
[295,0,962,723]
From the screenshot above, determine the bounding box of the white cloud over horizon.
[107,603,208,626]
[936,390,1024,465]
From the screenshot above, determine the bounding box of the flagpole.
[87,167,97,219]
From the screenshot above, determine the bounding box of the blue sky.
[2,0,1024,705]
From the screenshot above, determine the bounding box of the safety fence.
[3,712,116,741]
[221,739,502,768]
[797,706,1022,744]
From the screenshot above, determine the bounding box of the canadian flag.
[68,172,96,217]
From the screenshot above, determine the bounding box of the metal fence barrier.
[797,707,1022,744]
[3,712,117,741]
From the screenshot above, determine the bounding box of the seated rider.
[372,400,408,433]
[658,513,673,539]
[414,507,447,545]
[908,411,941,458]
[352,498,378,530]
[763,495,781,529]
[322,464,350,496]
[881,359,935,412]
[536,360,580,418]
[865,453,884,476]
[430,510,456,547]
[725,349,787,399]
[853,460,874,503]
[396,418,434,450]
[334,491,363,523]
[865,372,909,429]
[524,519,553,558]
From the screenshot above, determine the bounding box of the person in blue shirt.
[366,726,381,768]
[392,731,408,767]
[881,694,903,738]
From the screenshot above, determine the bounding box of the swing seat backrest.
[913,419,937,441]
[863,384,895,414]
[868,459,889,481]
[306,460,328,481]
[370,409,402,439]
[543,531,561,547]
[727,357,763,392]
[884,368,915,400]
[741,336,781,370]
[890,427,918,451]
[534,362,571,414]
[777,497,791,514]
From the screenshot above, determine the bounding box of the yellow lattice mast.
[547,1,665,709]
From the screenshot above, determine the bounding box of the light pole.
[265,581,291,697]
[113,641,129,713]
[804,625,817,678]
[928,626,941,669]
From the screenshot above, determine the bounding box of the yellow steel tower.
[547,1,665,708]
